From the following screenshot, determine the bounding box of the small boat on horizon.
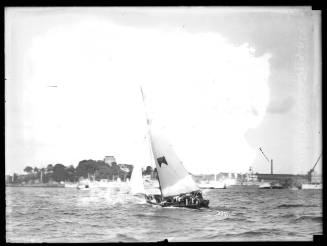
[301,183,322,190]
[77,183,90,190]
[289,186,300,190]
[271,183,283,189]
[76,175,92,190]
[259,182,284,189]
[259,182,272,189]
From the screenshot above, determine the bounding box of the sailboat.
[77,173,91,190]
[145,131,209,208]
[140,87,209,209]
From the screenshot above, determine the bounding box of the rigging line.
[139,86,164,198]
[259,147,270,164]
[312,153,322,170]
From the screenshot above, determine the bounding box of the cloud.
[8,16,272,174]
[267,97,294,114]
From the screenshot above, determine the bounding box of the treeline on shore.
[6,160,157,184]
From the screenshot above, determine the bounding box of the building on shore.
[5,175,12,184]
[191,172,311,187]
[192,173,240,183]
[255,173,309,186]
[104,156,116,166]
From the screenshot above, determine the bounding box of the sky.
[5,7,321,175]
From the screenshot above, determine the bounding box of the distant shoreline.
[6,184,65,188]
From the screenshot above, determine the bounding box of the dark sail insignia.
[157,156,168,167]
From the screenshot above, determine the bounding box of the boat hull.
[145,194,209,209]
[259,182,272,189]
[146,199,209,209]
[301,183,322,189]
[271,185,284,189]
[259,186,284,189]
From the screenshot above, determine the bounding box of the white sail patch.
[160,175,198,197]
[130,165,146,195]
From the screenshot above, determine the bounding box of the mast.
[259,147,273,174]
[308,153,322,182]
[146,134,164,197]
[140,86,164,198]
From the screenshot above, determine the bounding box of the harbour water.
[6,186,322,242]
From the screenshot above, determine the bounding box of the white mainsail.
[149,129,199,197]
[140,86,199,198]
[130,164,146,195]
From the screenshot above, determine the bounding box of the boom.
[259,147,274,174]
[259,147,270,163]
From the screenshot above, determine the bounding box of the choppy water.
[6,186,322,242]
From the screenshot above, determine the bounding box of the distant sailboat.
[77,173,91,190]
[130,164,146,196]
